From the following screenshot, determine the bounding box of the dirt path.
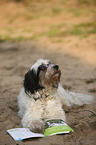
[0,41,96,145]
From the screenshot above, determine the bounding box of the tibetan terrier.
[18,59,94,133]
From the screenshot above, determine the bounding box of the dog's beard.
[50,70,61,87]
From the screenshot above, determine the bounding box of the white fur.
[57,84,94,106]
[30,59,49,73]
[18,59,94,132]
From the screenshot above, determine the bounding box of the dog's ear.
[24,69,40,94]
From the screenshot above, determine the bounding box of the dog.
[18,59,94,133]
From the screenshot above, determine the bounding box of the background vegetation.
[0,0,96,42]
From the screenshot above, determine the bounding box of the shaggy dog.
[18,59,94,133]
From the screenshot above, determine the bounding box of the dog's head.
[24,59,61,94]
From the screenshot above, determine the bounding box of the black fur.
[24,69,43,94]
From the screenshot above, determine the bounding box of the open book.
[7,119,74,141]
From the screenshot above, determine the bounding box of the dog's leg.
[17,88,27,118]
[21,105,45,133]
[21,115,45,133]
[44,99,66,122]
[57,84,94,107]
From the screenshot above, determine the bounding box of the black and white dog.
[18,59,94,133]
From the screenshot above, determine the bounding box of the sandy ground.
[0,40,96,145]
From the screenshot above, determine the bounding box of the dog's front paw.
[30,120,45,133]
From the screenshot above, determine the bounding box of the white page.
[7,128,44,141]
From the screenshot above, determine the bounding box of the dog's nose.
[53,65,59,70]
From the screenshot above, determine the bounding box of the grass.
[0,0,96,42]
[69,9,82,17]
[0,21,96,42]
[70,22,96,37]
[77,0,96,5]
[45,28,62,37]
[43,21,96,38]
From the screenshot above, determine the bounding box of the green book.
[44,119,74,136]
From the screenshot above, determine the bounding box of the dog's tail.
[57,84,94,107]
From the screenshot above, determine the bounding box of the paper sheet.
[7,128,44,141]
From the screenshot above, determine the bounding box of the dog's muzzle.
[53,65,59,70]
[52,65,61,77]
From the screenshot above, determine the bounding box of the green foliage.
[77,0,96,5]
[0,0,95,42]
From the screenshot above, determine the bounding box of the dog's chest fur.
[28,87,58,102]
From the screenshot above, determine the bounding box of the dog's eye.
[39,64,48,70]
